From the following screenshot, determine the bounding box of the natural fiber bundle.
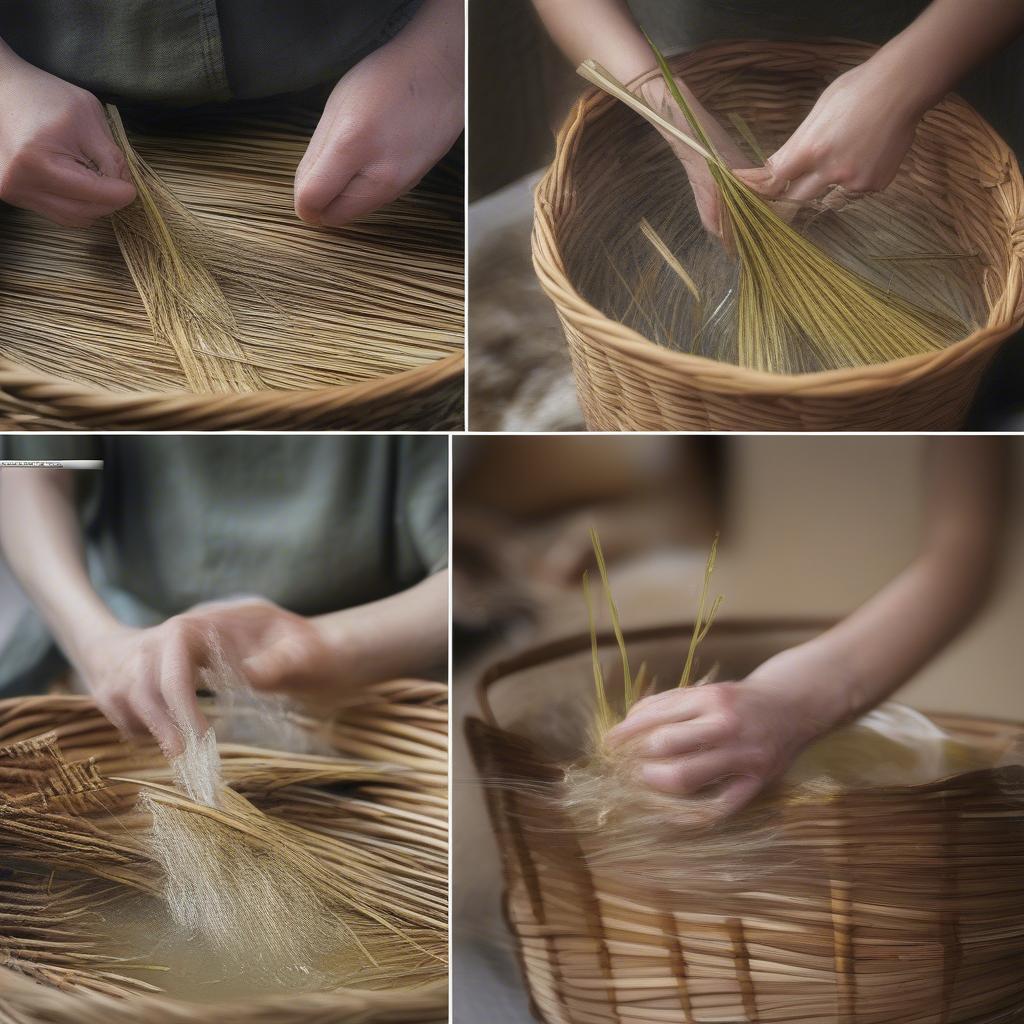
[106,106,262,394]
[0,681,447,1023]
[534,39,1024,431]
[0,102,464,430]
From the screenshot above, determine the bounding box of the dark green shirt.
[635,0,1024,159]
[0,0,420,104]
[0,435,447,695]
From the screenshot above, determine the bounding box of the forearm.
[0,470,120,669]
[748,552,992,743]
[532,0,655,82]
[747,438,1005,745]
[315,570,449,686]
[874,0,1024,118]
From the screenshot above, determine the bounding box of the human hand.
[78,598,338,758]
[0,43,136,227]
[734,56,923,207]
[294,0,463,227]
[605,678,819,814]
[638,74,751,239]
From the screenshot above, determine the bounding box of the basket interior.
[555,42,1015,372]
[0,102,463,396]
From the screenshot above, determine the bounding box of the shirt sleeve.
[395,436,448,581]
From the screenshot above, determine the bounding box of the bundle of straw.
[0,681,448,1023]
[577,40,967,374]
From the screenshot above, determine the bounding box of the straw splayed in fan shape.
[578,36,968,374]
[106,106,263,394]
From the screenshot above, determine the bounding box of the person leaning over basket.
[0,435,448,759]
[533,0,1024,237]
[0,0,462,229]
[588,438,1008,815]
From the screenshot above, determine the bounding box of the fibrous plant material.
[106,106,262,394]
[0,104,462,399]
[578,44,969,374]
[0,684,448,1018]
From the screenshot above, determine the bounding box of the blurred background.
[452,434,1024,1022]
[468,0,1024,432]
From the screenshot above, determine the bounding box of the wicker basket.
[0,684,448,1024]
[0,105,465,433]
[533,40,1024,431]
[0,351,464,432]
[467,621,1024,1023]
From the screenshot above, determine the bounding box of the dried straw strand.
[106,106,261,394]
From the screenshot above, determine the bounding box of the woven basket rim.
[0,349,464,428]
[474,617,834,726]
[470,618,1024,796]
[533,37,1024,398]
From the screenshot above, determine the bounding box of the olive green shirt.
[0,435,447,695]
[0,0,420,104]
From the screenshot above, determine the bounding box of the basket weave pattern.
[0,684,448,1024]
[532,40,1024,431]
[468,623,1024,1024]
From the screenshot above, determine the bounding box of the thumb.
[734,163,789,200]
[241,638,305,692]
[81,115,137,203]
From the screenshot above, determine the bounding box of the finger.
[632,716,733,761]
[318,168,411,228]
[714,774,764,817]
[640,749,749,796]
[241,636,306,692]
[27,195,109,229]
[132,692,186,760]
[46,158,136,209]
[732,165,774,194]
[158,632,208,746]
[784,169,834,203]
[98,691,150,742]
[606,693,703,747]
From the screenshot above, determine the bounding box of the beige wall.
[607,436,1023,720]
[458,435,1024,720]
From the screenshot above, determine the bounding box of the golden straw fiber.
[468,622,1024,1024]
[0,102,464,430]
[533,39,1024,431]
[0,681,448,1024]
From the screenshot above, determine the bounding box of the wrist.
[62,612,133,683]
[869,33,948,121]
[744,641,862,748]
[311,610,364,685]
